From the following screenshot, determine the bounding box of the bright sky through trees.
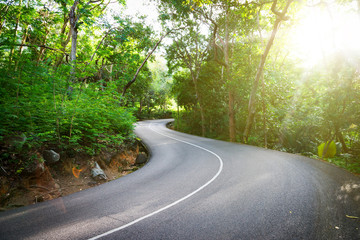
[108,0,160,32]
[110,0,360,69]
[125,0,159,22]
[290,2,360,68]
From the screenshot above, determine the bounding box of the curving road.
[1,119,359,239]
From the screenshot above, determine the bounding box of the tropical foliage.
[0,0,170,175]
[159,0,360,173]
[1,0,359,175]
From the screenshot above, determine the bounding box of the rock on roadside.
[43,150,60,164]
[135,153,147,165]
[91,162,108,180]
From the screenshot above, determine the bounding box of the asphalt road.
[1,119,359,239]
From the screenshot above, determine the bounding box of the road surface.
[1,119,359,239]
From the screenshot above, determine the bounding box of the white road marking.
[88,121,224,240]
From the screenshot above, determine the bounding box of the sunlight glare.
[290,2,360,68]
[106,0,160,32]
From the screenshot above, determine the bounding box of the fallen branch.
[29,185,51,191]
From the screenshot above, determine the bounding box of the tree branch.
[122,27,184,96]
[2,43,69,56]
[89,27,116,62]
[271,0,292,20]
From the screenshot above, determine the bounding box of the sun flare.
[290,2,360,67]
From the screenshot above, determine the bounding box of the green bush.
[0,63,136,174]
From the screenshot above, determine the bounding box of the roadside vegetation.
[0,0,172,208]
[160,0,360,175]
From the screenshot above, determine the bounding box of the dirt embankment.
[0,142,148,211]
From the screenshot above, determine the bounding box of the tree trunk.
[335,126,349,153]
[228,90,235,141]
[55,12,71,67]
[177,104,180,129]
[192,74,206,137]
[139,98,143,115]
[15,24,28,71]
[224,8,236,142]
[243,0,293,142]
[37,30,50,64]
[69,0,79,76]
[261,74,268,148]
[70,24,78,63]
[109,64,113,81]
[18,26,28,56]
[199,103,206,137]
[9,0,22,66]
[171,26,208,137]
[243,19,280,142]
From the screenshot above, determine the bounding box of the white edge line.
[88,122,224,240]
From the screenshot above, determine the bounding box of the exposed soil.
[0,143,147,211]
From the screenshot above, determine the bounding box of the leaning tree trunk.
[122,27,183,96]
[243,0,293,143]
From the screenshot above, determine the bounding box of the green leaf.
[318,141,336,158]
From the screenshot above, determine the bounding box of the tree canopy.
[158,0,360,173]
[1,0,359,176]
